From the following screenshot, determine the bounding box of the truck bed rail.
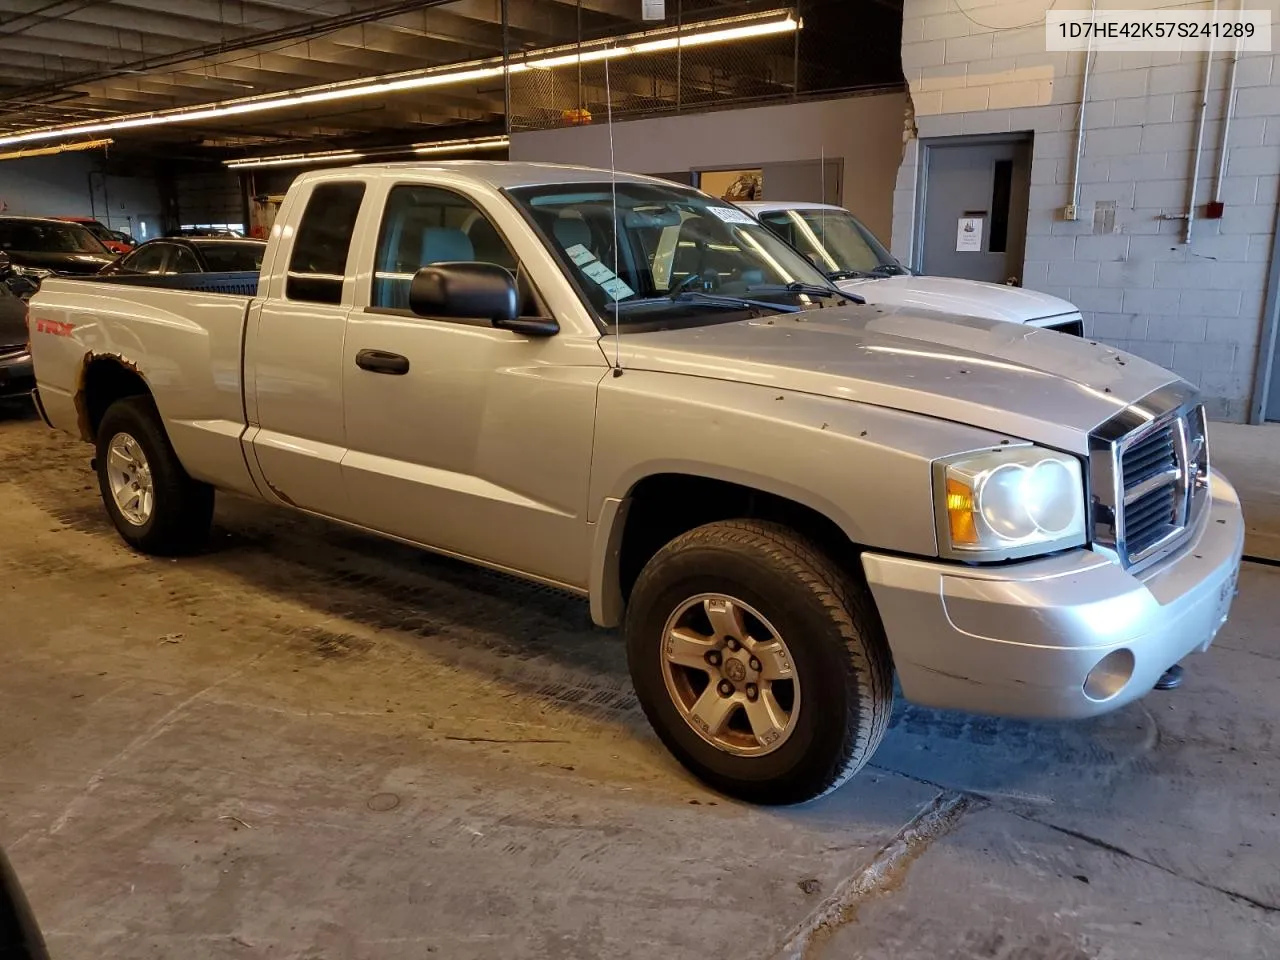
[63,271,260,297]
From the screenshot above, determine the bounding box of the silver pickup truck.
[28,161,1244,805]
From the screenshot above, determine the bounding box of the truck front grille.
[1089,386,1209,570]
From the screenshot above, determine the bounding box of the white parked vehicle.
[737,201,1085,335]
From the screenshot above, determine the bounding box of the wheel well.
[79,357,151,441]
[617,474,859,603]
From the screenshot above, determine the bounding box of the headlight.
[935,447,1086,561]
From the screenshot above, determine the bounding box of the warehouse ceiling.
[0,0,904,159]
[0,0,642,149]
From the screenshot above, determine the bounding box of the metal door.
[918,136,1031,286]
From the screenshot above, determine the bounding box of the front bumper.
[862,470,1244,719]
[0,348,33,398]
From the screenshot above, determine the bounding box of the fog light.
[1083,648,1135,702]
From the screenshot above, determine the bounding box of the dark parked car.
[0,217,117,283]
[100,237,266,276]
[0,846,49,960]
[0,252,32,400]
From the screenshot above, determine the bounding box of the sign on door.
[956,216,985,252]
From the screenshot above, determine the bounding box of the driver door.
[339,180,600,588]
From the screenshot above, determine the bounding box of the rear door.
[246,179,366,519]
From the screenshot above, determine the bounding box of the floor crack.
[772,791,980,960]
[874,764,1280,916]
[1017,813,1280,915]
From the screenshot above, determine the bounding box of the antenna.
[606,49,622,377]
[819,146,826,259]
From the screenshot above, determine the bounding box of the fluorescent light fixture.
[0,137,113,161]
[227,150,365,169]
[0,10,798,150]
[529,15,799,69]
[225,134,509,169]
[412,135,510,156]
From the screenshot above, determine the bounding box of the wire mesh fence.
[506,0,902,133]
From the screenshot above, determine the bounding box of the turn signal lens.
[946,478,979,545]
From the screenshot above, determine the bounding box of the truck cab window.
[287,182,366,305]
[373,185,518,312]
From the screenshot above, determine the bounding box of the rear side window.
[170,246,202,274]
[287,182,366,304]
[123,244,167,274]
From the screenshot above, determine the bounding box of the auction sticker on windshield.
[565,243,636,301]
[707,206,757,225]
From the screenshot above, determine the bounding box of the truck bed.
[28,275,260,498]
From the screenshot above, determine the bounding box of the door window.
[372,185,517,311]
[286,182,366,305]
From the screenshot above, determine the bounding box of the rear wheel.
[96,396,213,555]
[626,520,894,805]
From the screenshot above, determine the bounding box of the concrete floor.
[1,402,1278,960]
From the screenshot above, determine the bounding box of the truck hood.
[835,274,1079,326]
[616,306,1181,453]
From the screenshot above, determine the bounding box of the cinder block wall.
[892,0,1280,420]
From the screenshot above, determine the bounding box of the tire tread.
[96,396,213,556]
[629,519,894,803]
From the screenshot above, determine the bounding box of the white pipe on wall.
[1212,6,1245,204]
[1067,0,1098,219]
[1185,0,1220,244]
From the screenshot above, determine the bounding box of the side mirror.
[410,261,518,325]
[409,262,559,336]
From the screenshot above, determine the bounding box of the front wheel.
[96,396,214,556]
[625,520,894,805]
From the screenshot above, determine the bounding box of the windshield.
[80,223,115,242]
[195,241,265,272]
[755,208,909,280]
[507,182,847,332]
[0,220,109,255]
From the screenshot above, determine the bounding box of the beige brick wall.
[893,0,1280,420]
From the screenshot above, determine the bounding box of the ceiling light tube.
[411,135,509,155]
[225,135,510,168]
[0,10,797,150]
[0,137,113,162]
[226,151,365,169]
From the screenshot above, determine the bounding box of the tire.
[95,395,214,556]
[625,520,893,805]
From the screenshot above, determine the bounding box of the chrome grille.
[1120,424,1180,557]
[1089,385,1209,570]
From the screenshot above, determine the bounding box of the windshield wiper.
[671,291,804,314]
[748,282,866,306]
[826,269,873,281]
[868,263,911,277]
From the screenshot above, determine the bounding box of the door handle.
[355,349,410,375]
